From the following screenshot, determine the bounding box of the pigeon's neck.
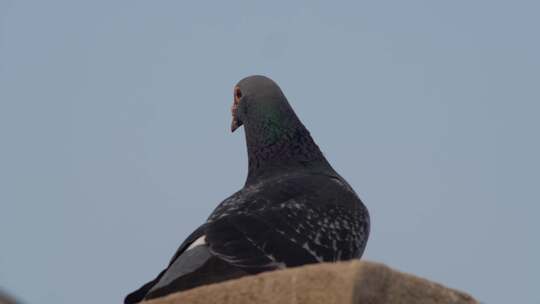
[243,115,332,185]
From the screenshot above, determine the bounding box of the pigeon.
[124,75,370,303]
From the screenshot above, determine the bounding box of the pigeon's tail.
[125,245,249,303]
[124,273,164,304]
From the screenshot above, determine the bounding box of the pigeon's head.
[231,75,290,132]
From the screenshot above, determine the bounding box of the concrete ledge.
[143,261,478,304]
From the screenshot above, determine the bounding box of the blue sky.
[1,1,539,303]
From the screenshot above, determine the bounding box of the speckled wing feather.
[204,173,370,271]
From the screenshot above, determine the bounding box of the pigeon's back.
[206,170,370,267]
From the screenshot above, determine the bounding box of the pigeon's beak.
[231,87,243,132]
[231,114,242,132]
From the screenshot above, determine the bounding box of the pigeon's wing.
[205,174,369,273]
[143,242,247,301]
[166,225,207,266]
[126,175,369,302]
[124,225,206,304]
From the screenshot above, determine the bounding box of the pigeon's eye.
[235,87,242,101]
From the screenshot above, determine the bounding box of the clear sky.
[1,1,538,303]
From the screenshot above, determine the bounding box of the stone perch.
[141,261,478,304]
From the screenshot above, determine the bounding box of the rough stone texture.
[143,261,478,304]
